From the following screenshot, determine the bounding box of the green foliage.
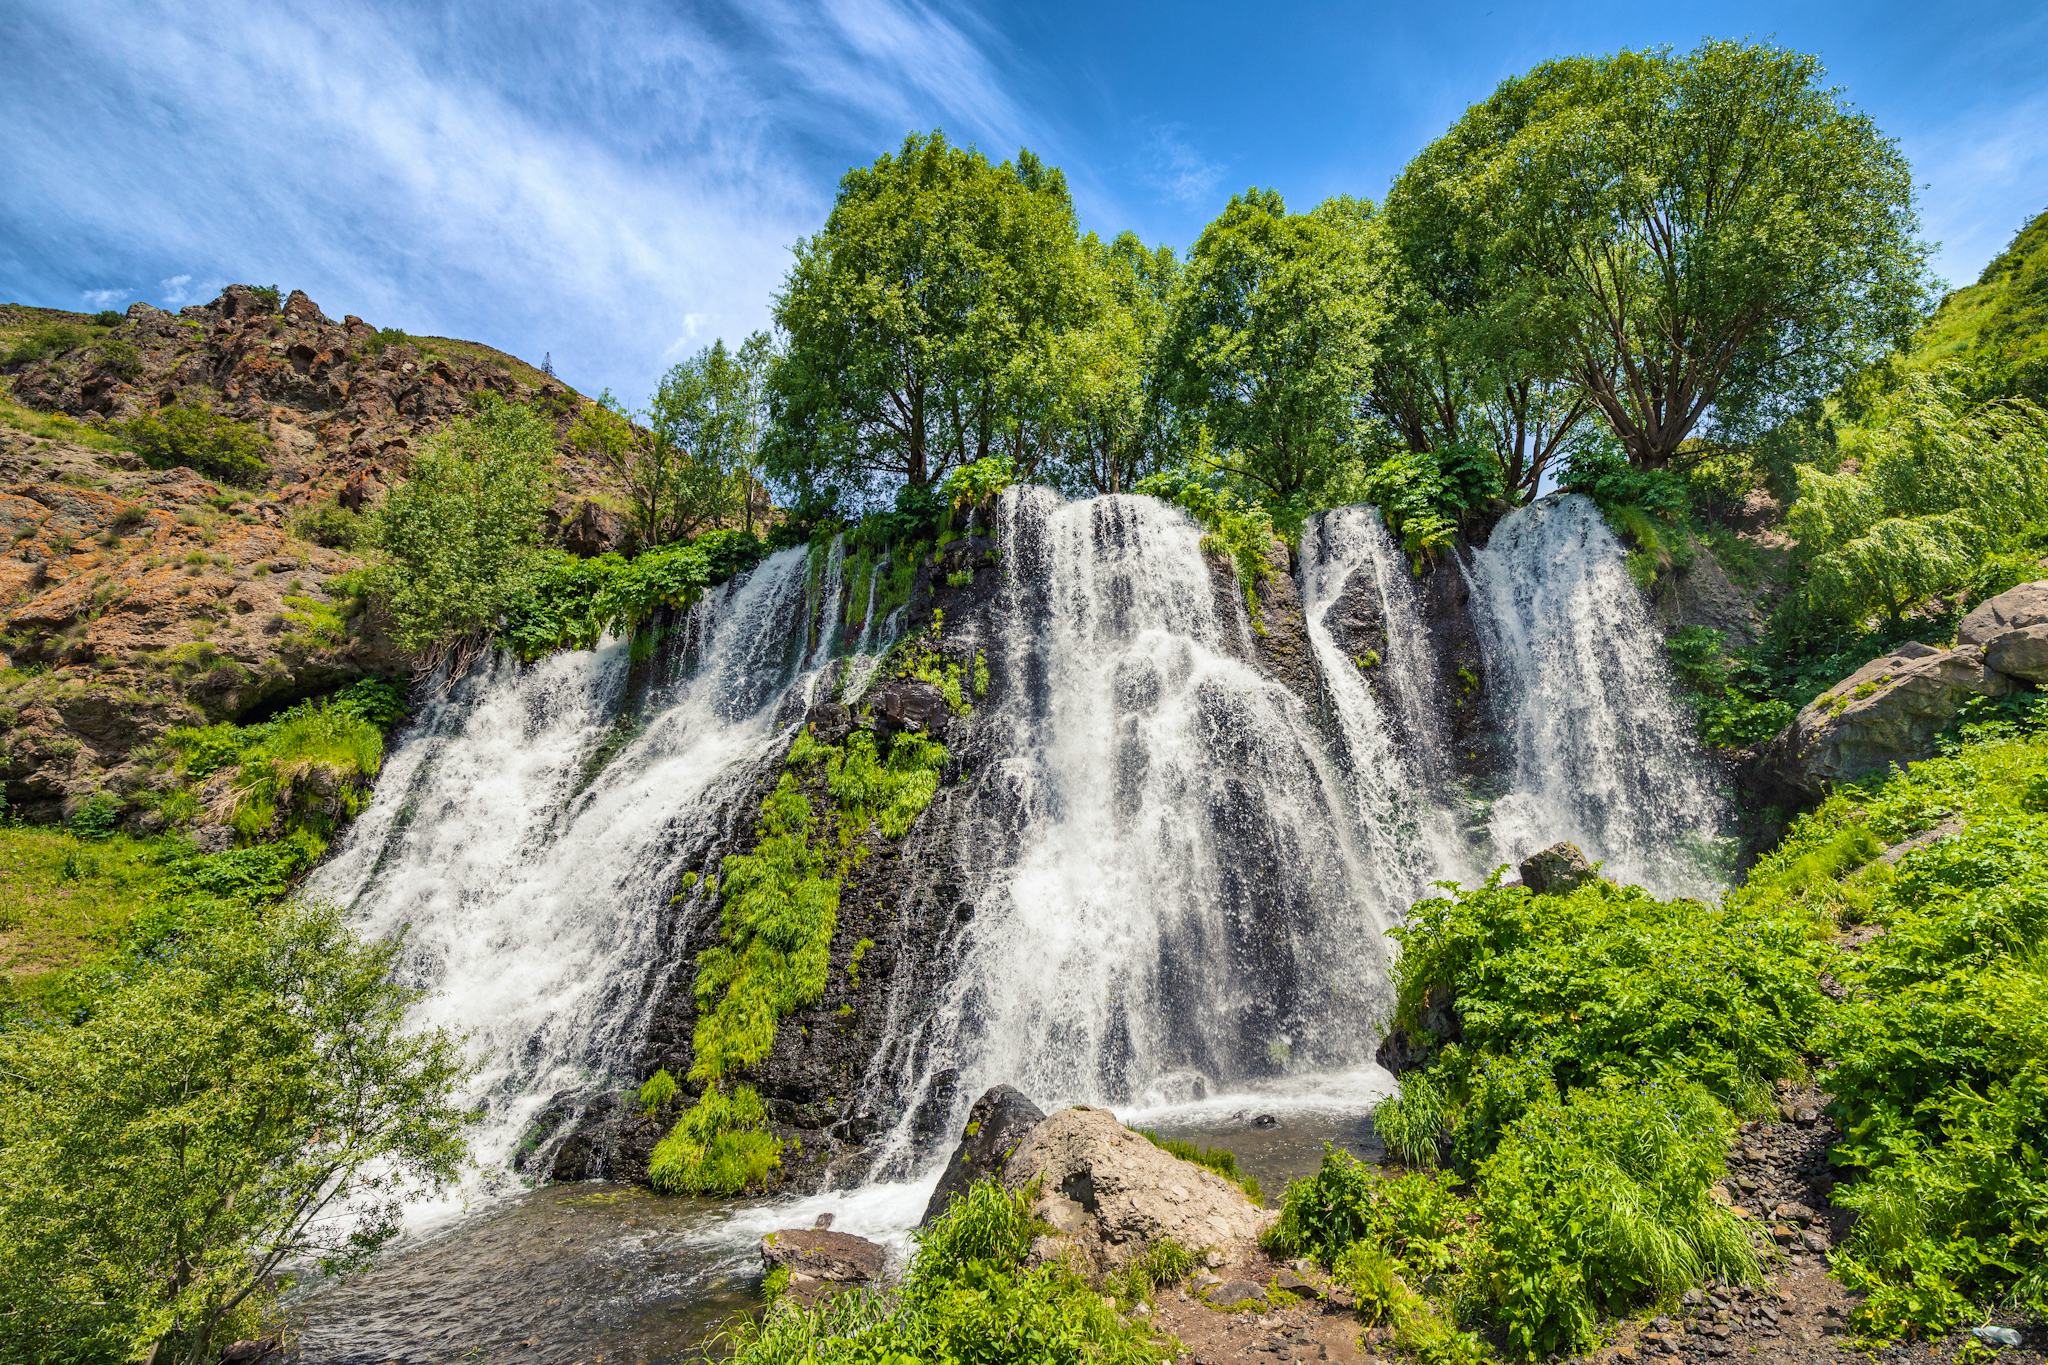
[95,338,144,380]
[4,320,97,364]
[291,498,364,550]
[1388,875,1828,1146]
[158,680,402,846]
[249,285,282,311]
[121,402,270,486]
[638,1067,678,1114]
[656,721,946,1195]
[1904,207,2048,408]
[939,455,1017,513]
[769,131,1090,498]
[1469,1079,1758,1357]
[1158,189,1386,509]
[716,1180,1168,1365]
[1399,40,1925,469]
[497,529,766,659]
[1749,732,2048,1337]
[891,611,974,719]
[1136,1129,1263,1203]
[363,396,559,654]
[1663,627,1798,750]
[1788,373,2048,626]
[0,904,470,1365]
[65,791,121,840]
[1104,1237,1196,1306]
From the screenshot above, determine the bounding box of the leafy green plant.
[637,1068,678,1115]
[120,403,270,486]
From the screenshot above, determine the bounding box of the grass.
[1136,1129,1264,1203]
[0,827,166,989]
[0,376,133,454]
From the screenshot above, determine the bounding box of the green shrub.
[364,396,557,653]
[647,1083,782,1194]
[1374,1071,1453,1167]
[250,285,282,311]
[637,1068,678,1114]
[65,791,122,840]
[292,499,363,549]
[940,455,1016,513]
[4,321,95,365]
[121,403,270,486]
[716,1181,1169,1365]
[1134,468,1275,618]
[95,339,144,380]
[496,530,766,659]
[92,309,124,327]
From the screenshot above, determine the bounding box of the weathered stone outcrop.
[1766,581,2048,795]
[759,1225,888,1306]
[1001,1106,1272,1276]
[1519,840,1595,895]
[0,291,612,817]
[921,1083,1045,1226]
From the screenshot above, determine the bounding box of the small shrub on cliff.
[3,320,96,365]
[364,395,558,655]
[121,402,270,486]
[637,1067,677,1114]
[291,499,364,550]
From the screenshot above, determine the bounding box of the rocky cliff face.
[0,288,614,820]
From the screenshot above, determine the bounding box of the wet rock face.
[920,1083,1046,1227]
[1002,1106,1273,1277]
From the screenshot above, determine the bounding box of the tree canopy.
[1395,40,1926,471]
[1158,190,1388,512]
[767,131,1090,499]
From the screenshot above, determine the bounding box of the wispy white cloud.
[1906,88,2048,290]
[0,0,1054,405]
[1134,123,1227,209]
[80,286,131,307]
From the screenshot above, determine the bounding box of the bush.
[121,403,270,486]
[715,1181,1169,1365]
[1470,1080,1757,1357]
[4,321,95,365]
[637,1068,677,1114]
[94,339,143,380]
[363,396,558,653]
[65,791,122,840]
[292,499,364,549]
[0,904,470,1365]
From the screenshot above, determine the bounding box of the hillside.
[0,287,619,822]
[1909,205,2048,402]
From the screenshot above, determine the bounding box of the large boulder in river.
[921,1084,1045,1226]
[1002,1106,1271,1276]
[759,1226,887,1306]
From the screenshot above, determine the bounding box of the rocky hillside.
[0,287,619,822]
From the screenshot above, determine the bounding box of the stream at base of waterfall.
[294,491,1726,1360]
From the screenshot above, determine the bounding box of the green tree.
[1037,232,1180,494]
[367,396,558,654]
[767,131,1089,501]
[1788,374,2048,625]
[573,337,762,546]
[0,905,471,1365]
[1158,190,1388,511]
[1403,40,1926,470]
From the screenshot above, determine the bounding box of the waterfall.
[1298,506,1477,894]
[878,488,1424,1147]
[312,547,823,1207]
[1463,494,1728,897]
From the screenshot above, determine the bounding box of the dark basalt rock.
[867,676,953,744]
[920,1084,1046,1226]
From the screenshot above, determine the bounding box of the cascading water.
[879,488,1428,1146]
[312,547,826,1214]
[1298,505,1477,893]
[1463,493,1728,897]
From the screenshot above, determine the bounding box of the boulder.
[920,1083,1045,1226]
[1986,625,2048,683]
[1001,1106,1271,1276]
[1958,581,2048,648]
[867,676,953,743]
[759,1227,887,1306]
[1518,841,1594,895]
[1769,642,2013,793]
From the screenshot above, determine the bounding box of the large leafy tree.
[1403,40,1926,470]
[1160,190,1388,509]
[0,906,471,1365]
[1789,374,2048,625]
[1036,232,1180,495]
[767,131,1088,500]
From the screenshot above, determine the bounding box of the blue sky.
[4,0,2045,406]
